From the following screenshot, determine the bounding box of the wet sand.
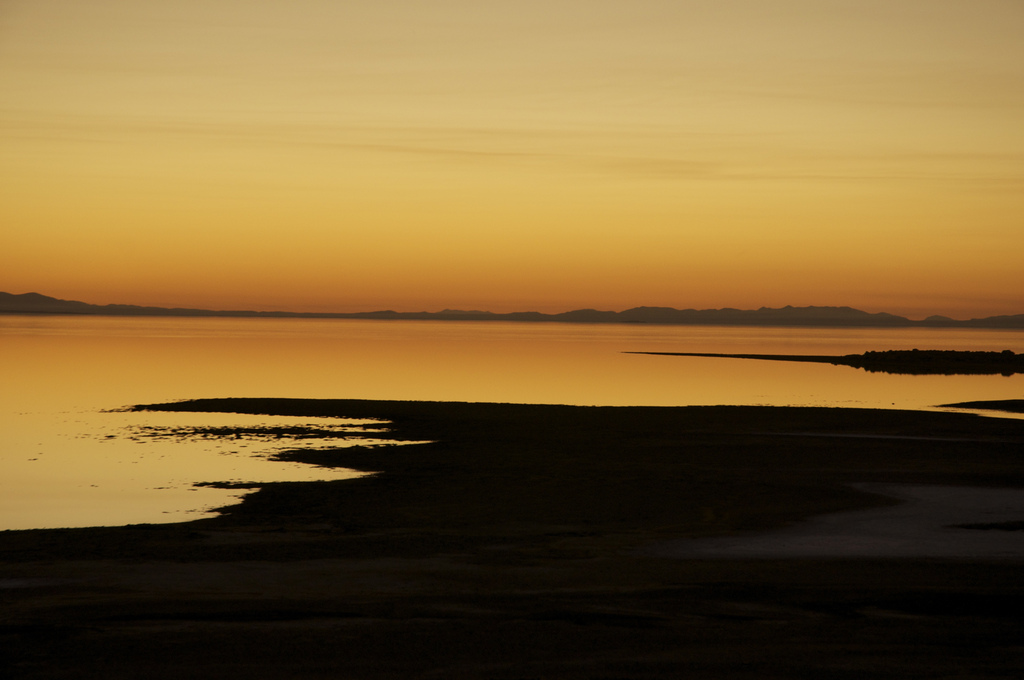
[3,400,1024,678]
[648,484,1024,559]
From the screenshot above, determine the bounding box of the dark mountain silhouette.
[2,291,1023,329]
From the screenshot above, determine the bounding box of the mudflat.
[3,399,1024,678]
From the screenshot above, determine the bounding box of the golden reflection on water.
[4,315,1023,408]
[0,407,424,530]
[2,315,1023,529]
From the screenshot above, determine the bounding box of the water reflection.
[1,409,423,531]
[2,315,1023,530]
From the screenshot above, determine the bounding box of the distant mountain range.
[2,291,1023,329]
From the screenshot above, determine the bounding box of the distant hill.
[2,291,1023,329]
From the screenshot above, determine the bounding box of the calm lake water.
[2,314,1023,530]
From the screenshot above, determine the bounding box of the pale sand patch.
[647,484,1024,560]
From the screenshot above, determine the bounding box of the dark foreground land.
[4,399,1024,678]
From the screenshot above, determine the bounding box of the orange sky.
[2,1,1022,319]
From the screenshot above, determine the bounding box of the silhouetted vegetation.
[846,349,1024,375]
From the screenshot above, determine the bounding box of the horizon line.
[2,291,1022,328]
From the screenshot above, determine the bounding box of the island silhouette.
[627,349,1024,376]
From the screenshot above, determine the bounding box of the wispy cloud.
[3,109,1022,188]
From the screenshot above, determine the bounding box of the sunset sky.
[2,1,1022,318]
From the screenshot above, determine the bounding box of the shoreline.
[4,400,1024,677]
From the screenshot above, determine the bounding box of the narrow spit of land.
[943,399,1024,413]
[627,348,1024,375]
[4,399,1024,679]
